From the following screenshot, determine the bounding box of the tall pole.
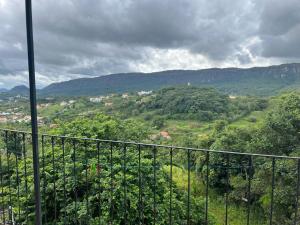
[25,0,42,224]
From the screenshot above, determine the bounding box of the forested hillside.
[7,63,297,97]
[130,87,267,121]
[199,92,300,224]
[44,91,300,224]
[1,86,299,224]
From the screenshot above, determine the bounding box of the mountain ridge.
[7,63,300,96]
[9,85,29,95]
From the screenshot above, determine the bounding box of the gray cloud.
[258,0,300,58]
[0,60,11,75]
[0,0,299,88]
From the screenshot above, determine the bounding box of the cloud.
[258,0,300,58]
[0,0,299,88]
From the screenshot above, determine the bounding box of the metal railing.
[0,129,299,225]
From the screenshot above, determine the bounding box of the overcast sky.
[0,0,299,89]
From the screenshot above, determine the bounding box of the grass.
[163,165,267,225]
[165,119,211,134]
[228,111,265,129]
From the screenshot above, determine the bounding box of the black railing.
[0,129,300,225]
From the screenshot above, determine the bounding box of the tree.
[3,114,214,224]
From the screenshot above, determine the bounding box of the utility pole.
[25,0,42,224]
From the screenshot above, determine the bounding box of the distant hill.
[9,85,29,95]
[41,63,300,96]
[8,63,300,97]
[0,88,7,93]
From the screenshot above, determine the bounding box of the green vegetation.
[130,86,267,121]
[0,115,214,224]
[165,166,267,225]
[138,87,230,121]
[197,92,300,224]
[0,85,299,224]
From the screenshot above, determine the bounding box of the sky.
[0,0,300,89]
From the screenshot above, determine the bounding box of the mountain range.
[0,88,7,93]
[4,63,300,97]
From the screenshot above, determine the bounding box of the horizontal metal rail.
[1,128,300,160]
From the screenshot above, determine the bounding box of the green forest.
[0,86,299,224]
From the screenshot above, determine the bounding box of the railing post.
[270,158,276,225]
[25,0,42,224]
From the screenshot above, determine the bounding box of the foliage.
[196,91,300,224]
[1,85,300,225]
[51,114,149,142]
[127,86,267,123]
[151,117,165,129]
[0,114,213,224]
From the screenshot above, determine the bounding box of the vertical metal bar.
[5,131,12,216]
[138,144,142,225]
[294,159,300,225]
[153,146,157,225]
[0,142,5,223]
[25,1,42,224]
[225,154,230,225]
[187,149,191,225]
[270,157,275,225]
[84,140,89,220]
[61,138,67,225]
[41,135,47,224]
[23,133,29,224]
[14,133,21,222]
[247,156,252,225]
[169,148,173,225]
[205,151,210,225]
[72,140,78,225]
[97,141,101,225]
[51,137,57,224]
[110,142,113,225]
[123,144,127,224]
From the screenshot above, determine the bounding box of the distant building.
[12,115,19,123]
[105,102,113,107]
[0,112,10,116]
[0,116,7,123]
[23,116,32,123]
[138,90,152,96]
[160,131,171,139]
[37,103,51,109]
[37,117,44,125]
[50,124,58,129]
[122,93,129,99]
[60,101,68,106]
[90,97,104,103]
